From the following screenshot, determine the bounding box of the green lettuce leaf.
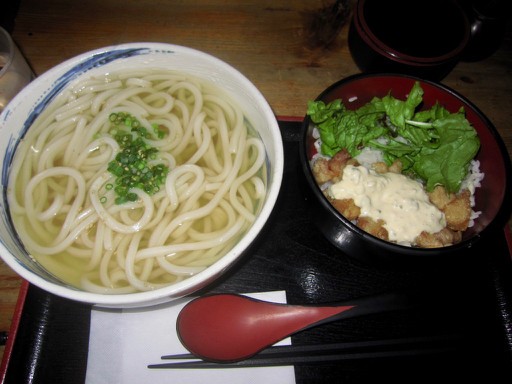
[306,82,480,193]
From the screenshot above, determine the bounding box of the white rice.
[461,160,484,227]
[355,146,384,168]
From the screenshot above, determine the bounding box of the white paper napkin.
[85,291,296,384]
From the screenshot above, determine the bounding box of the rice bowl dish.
[300,73,512,265]
[308,82,484,247]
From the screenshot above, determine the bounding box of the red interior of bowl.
[307,74,511,241]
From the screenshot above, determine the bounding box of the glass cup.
[0,27,34,113]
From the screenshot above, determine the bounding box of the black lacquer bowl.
[299,73,512,266]
[348,0,471,81]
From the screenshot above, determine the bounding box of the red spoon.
[176,291,413,363]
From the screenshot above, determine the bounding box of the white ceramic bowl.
[0,43,283,307]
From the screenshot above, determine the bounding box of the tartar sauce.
[328,165,446,244]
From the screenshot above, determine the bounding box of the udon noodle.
[7,69,267,294]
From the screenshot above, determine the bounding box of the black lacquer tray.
[2,120,512,383]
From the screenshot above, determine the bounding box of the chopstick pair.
[148,334,461,369]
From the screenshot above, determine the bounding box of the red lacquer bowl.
[299,73,512,266]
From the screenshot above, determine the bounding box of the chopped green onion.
[104,112,169,204]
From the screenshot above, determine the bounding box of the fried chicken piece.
[388,160,403,174]
[311,149,356,184]
[428,186,472,231]
[443,189,472,231]
[328,149,353,178]
[330,198,360,221]
[357,216,389,241]
[428,185,453,210]
[312,157,336,184]
[372,160,403,174]
[372,161,388,174]
[415,228,463,248]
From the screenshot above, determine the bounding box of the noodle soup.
[7,69,267,294]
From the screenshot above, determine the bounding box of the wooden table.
[1,0,512,366]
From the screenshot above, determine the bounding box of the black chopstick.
[148,334,462,369]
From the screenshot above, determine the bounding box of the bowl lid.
[355,0,471,65]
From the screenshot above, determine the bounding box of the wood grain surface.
[1,0,511,365]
